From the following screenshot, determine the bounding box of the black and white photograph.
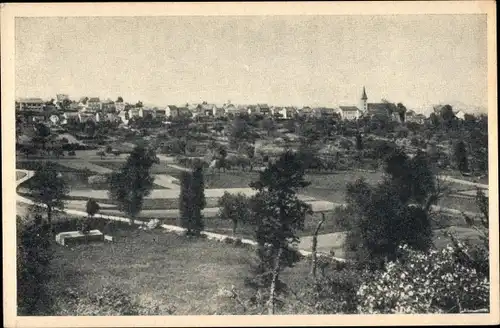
[2,2,498,326]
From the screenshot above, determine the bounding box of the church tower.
[360,86,368,112]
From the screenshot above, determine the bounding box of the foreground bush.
[53,286,175,315]
[17,216,54,315]
[356,244,489,314]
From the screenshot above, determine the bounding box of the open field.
[90,161,184,176]
[46,228,310,315]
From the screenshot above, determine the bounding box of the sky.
[15,15,487,112]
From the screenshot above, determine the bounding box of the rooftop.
[339,106,360,112]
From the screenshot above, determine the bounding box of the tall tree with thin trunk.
[179,167,205,235]
[108,146,158,224]
[247,150,312,314]
[454,140,469,173]
[28,162,69,230]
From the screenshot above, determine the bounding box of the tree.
[84,199,100,233]
[454,140,469,173]
[217,192,252,234]
[247,151,312,314]
[116,96,124,103]
[396,103,407,123]
[342,148,437,268]
[52,146,64,159]
[32,123,51,151]
[260,117,275,136]
[230,115,252,148]
[243,144,255,171]
[28,162,69,229]
[108,146,158,224]
[355,132,363,151]
[97,151,106,160]
[179,167,205,235]
[135,101,143,108]
[105,145,113,153]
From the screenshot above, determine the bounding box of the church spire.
[361,86,368,100]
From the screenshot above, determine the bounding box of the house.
[257,104,271,116]
[78,112,96,123]
[87,97,102,111]
[212,106,226,117]
[96,112,121,123]
[338,106,362,120]
[69,102,83,112]
[101,99,116,112]
[165,105,191,118]
[367,103,392,119]
[313,107,338,119]
[31,115,46,123]
[247,105,259,115]
[61,112,80,125]
[56,94,69,102]
[153,109,167,119]
[118,110,130,124]
[129,107,142,118]
[115,100,125,112]
[405,110,427,124]
[454,110,466,120]
[196,102,216,117]
[297,106,313,117]
[272,106,296,119]
[17,98,45,112]
[49,114,60,125]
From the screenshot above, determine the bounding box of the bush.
[356,244,489,314]
[54,286,171,315]
[217,192,252,234]
[17,217,54,315]
[87,175,108,185]
[223,237,234,244]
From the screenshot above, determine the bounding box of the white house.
[17,98,45,112]
[454,110,466,120]
[61,112,80,125]
[338,106,362,120]
[49,114,60,125]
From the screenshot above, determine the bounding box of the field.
[91,161,184,177]
[47,228,310,315]
[160,211,345,240]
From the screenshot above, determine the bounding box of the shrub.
[217,192,252,234]
[17,217,54,315]
[223,237,234,244]
[234,238,243,247]
[87,175,108,185]
[356,244,489,314]
[54,286,171,315]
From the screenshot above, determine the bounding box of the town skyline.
[16,15,487,112]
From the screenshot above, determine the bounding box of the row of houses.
[17,91,450,126]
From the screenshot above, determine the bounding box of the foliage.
[357,244,489,313]
[27,161,70,224]
[453,140,469,173]
[293,263,369,314]
[217,192,253,234]
[17,216,54,315]
[108,145,158,222]
[344,148,437,268]
[54,286,172,315]
[179,168,206,236]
